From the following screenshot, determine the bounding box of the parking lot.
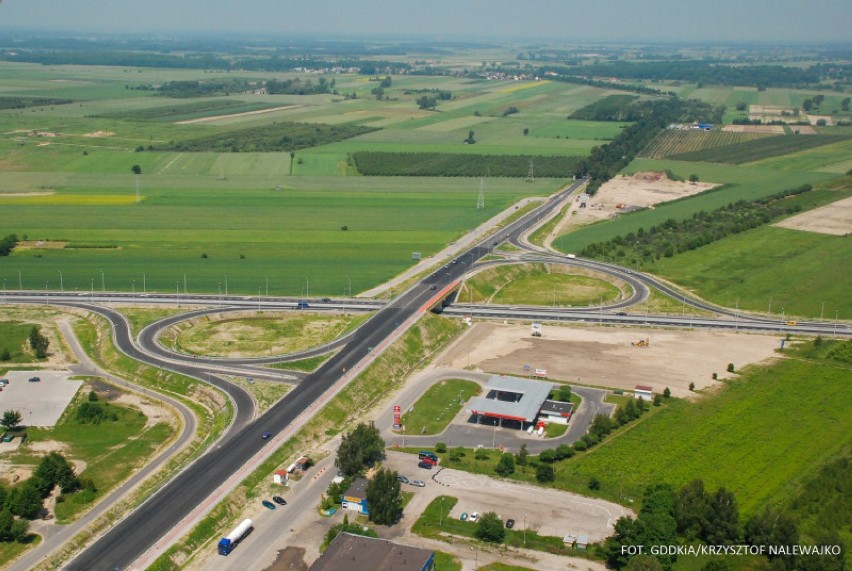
[0,370,82,427]
[384,450,631,543]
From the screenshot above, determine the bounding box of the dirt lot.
[438,322,782,398]
[774,195,852,236]
[545,172,717,248]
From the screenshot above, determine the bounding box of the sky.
[0,0,850,43]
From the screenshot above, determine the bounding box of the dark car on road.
[417,460,433,470]
[397,474,410,484]
[506,518,515,529]
[262,500,276,510]
[272,496,287,506]
[28,377,41,382]
[261,432,271,440]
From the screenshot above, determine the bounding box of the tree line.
[152,121,377,153]
[580,185,814,265]
[604,477,845,571]
[0,452,93,544]
[266,77,334,95]
[551,60,825,89]
[572,98,722,194]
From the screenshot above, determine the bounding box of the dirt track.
[439,322,782,398]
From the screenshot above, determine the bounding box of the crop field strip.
[88,99,285,122]
[668,133,848,164]
[640,128,774,159]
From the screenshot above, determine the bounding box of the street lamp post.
[45,281,49,305]
[305,276,309,298]
[820,301,825,322]
[768,295,773,316]
[101,271,105,292]
[90,278,94,301]
[523,514,527,546]
[17,269,22,290]
[835,310,839,336]
[58,270,63,292]
[176,281,180,308]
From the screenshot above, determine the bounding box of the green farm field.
[552,158,836,255]
[0,176,561,295]
[651,224,852,318]
[559,352,852,515]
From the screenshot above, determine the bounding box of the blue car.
[261,432,271,440]
[262,500,275,510]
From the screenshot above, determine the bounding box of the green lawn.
[462,263,625,306]
[27,395,175,522]
[0,320,38,363]
[400,379,482,435]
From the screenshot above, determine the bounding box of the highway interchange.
[1,177,849,570]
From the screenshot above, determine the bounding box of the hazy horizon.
[1,0,850,44]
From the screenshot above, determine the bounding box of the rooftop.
[309,532,434,571]
[343,477,369,500]
[468,375,554,423]
[540,400,574,415]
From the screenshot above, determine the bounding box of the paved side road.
[8,320,197,571]
[376,367,613,453]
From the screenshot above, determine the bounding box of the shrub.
[536,464,555,483]
[435,442,447,453]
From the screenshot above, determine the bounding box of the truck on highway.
[218,518,252,555]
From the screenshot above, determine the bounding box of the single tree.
[536,463,555,482]
[653,394,663,406]
[1,410,22,431]
[703,487,739,544]
[28,326,49,359]
[727,363,735,373]
[12,481,44,520]
[335,422,385,477]
[538,449,556,463]
[663,387,671,398]
[588,477,601,490]
[365,468,403,525]
[626,555,665,571]
[475,511,505,543]
[558,384,572,402]
[689,174,699,183]
[495,453,515,477]
[131,164,142,175]
[515,443,528,466]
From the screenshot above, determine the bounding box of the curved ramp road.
[61,179,589,571]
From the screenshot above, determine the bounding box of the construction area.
[437,322,782,397]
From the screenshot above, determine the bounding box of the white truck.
[218,518,252,555]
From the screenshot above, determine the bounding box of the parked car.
[410,480,426,487]
[417,460,433,469]
[460,512,468,521]
[469,512,479,522]
[261,432,272,440]
[261,500,276,510]
[321,297,331,302]
[506,518,516,529]
[616,311,627,316]
[0,378,8,386]
[28,377,41,382]
[272,496,287,506]
[397,474,410,484]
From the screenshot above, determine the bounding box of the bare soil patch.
[83,131,115,138]
[439,322,782,398]
[0,192,56,198]
[174,105,300,125]
[548,172,718,244]
[112,392,177,430]
[773,195,852,236]
[15,240,68,249]
[722,124,786,134]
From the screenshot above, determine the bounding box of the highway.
[50,179,592,570]
[2,177,848,569]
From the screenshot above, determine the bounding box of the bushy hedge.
[351,152,581,177]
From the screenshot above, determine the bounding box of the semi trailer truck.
[218,518,252,555]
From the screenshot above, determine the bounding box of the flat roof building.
[539,400,574,424]
[341,477,369,515]
[468,375,554,424]
[309,533,435,571]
